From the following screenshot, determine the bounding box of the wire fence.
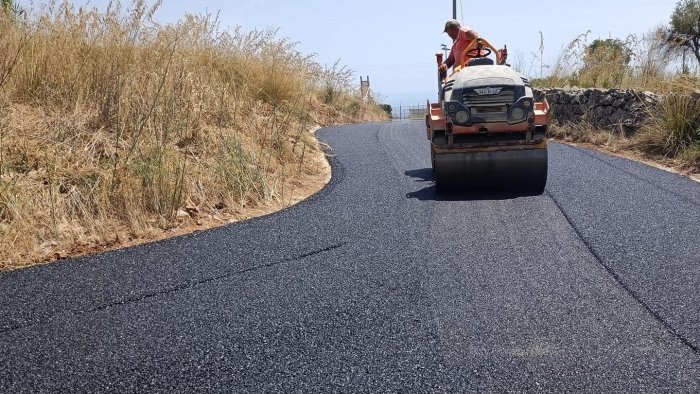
[392,104,428,121]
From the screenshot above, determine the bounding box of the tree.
[583,39,632,69]
[2,0,24,18]
[580,39,631,88]
[667,0,700,68]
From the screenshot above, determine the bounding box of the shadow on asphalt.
[404,168,542,201]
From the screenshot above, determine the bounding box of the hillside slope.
[0,2,387,270]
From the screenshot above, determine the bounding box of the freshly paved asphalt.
[2,121,700,392]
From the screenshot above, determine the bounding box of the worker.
[439,19,480,73]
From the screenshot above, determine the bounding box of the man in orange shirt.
[439,19,480,73]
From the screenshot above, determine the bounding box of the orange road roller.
[426,38,550,193]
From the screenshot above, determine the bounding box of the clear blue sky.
[23,0,678,108]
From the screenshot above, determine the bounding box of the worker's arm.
[441,52,455,72]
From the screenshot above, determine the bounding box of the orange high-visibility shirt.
[450,27,477,68]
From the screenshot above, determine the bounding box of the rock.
[612,98,626,108]
[609,109,625,125]
[550,93,562,104]
[587,95,601,106]
[40,241,59,249]
[176,209,189,219]
[184,204,199,218]
[591,106,606,123]
[624,100,639,111]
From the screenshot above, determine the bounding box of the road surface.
[2,121,700,392]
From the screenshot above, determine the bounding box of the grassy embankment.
[0,2,387,271]
[526,31,700,173]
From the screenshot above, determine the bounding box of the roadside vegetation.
[521,0,700,173]
[0,1,387,271]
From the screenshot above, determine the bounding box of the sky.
[21,0,679,108]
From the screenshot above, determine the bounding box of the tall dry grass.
[0,1,386,270]
[635,94,700,169]
[531,28,700,93]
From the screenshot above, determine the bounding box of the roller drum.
[434,148,548,193]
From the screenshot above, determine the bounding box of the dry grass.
[549,122,628,149]
[636,95,700,155]
[635,94,700,170]
[0,1,387,271]
[533,29,700,93]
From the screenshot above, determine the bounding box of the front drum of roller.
[433,148,548,193]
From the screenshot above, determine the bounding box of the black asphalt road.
[2,121,700,392]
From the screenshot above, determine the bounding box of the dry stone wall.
[533,88,670,134]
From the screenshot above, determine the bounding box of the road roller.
[426,38,549,193]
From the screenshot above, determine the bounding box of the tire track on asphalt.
[0,241,350,335]
[546,188,700,355]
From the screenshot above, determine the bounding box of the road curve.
[2,121,700,392]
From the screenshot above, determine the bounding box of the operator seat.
[467,57,495,67]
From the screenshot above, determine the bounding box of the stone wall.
[534,88,665,134]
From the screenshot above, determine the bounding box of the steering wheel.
[465,46,492,58]
[459,37,501,68]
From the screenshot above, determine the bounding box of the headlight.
[455,110,469,124]
[510,107,525,121]
[523,100,532,108]
[447,103,457,113]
